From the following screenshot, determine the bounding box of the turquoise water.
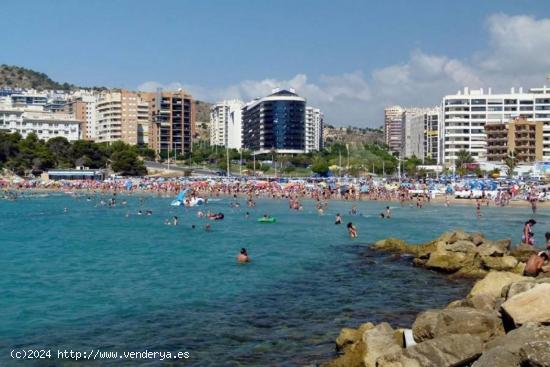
[0,194,547,366]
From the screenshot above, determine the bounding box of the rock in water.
[476,240,510,257]
[362,323,402,367]
[425,248,476,273]
[445,240,477,253]
[469,271,527,298]
[501,283,550,327]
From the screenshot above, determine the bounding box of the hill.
[0,64,77,90]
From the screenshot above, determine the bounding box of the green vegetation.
[0,132,153,176]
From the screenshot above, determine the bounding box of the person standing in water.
[347,222,357,238]
[335,213,342,225]
[476,199,481,218]
[523,219,536,246]
[385,206,391,219]
[237,248,250,263]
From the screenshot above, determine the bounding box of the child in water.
[347,222,357,238]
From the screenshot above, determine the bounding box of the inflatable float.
[171,189,205,207]
[257,216,276,223]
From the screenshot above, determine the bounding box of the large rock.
[501,280,537,300]
[362,322,402,367]
[510,243,538,262]
[519,341,550,367]
[425,249,476,273]
[469,271,528,298]
[473,324,550,367]
[336,328,360,352]
[482,255,518,271]
[471,346,521,367]
[462,294,498,311]
[412,310,439,342]
[448,230,471,244]
[476,240,510,257]
[378,334,483,367]
[501,283,550,327]
[372,238,411,253]
[412,307,503,343]
[471,232,485,246]
[445,240,477,253]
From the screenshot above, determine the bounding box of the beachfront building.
[305,106,323,153]
[0,105,80,141]
[486,117,543,163]
[210,99,244,149]
[442,86,550,165]
[146,89,195,158]
[424,108,441,163]
[96,90,154,146]
[401,108,428,159]
[242,88,306,154]
[66,92,97,140]
[384,105,404,153]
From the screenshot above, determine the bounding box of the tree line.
[0,132,153,176]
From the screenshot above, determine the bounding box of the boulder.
[412,310,439,342]
[379,334,483,367]
[471,346,521,367]
[501,283,550,327]
[445,240,477,253]
[453,265,488,278]
[412,307,504,343]
[519,341,550,367]
[474,324,550,367]
[501,280,537,300]
[471,232,485,246]
[469,271,528,298]
[510,243,538,262]
[463,294,498,311]
[336,328,360,352]
[372,238,411,253]
[448,230,470,244]
[362,322,402,367]
[425,249,476,273]
[511,262,526,275]
[482,255,518,271]
[477,240,510,257]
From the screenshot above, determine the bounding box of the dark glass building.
[242,89,306,154]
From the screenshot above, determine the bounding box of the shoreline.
[4,186,549,208]
[322,230,550,367]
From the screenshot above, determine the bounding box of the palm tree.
[504,150,518,177]
[455,149,474,169]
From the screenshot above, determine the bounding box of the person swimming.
[347,222,357,238]
[335,213,342,225]
[237,248,250,263]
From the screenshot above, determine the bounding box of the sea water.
[0,194,547,366]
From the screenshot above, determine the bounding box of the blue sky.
[2,0,550,126]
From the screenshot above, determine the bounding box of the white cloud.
[137,13,550,127]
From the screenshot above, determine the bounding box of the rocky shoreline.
[322,230,550,367]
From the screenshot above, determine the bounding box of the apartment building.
[401,108,428,159]
[96,90,146,145]
[384,105,404,153]
[423,108,440,162]
[442,86,550,165]
[305,106,323,153]
[66,93,97,140]
[242,88,306,154]
[210,100,244,149]
[0,105,80,141]
[486,117,543,163]
[146,90,195,158]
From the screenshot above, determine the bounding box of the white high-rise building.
[210,100,244,149]
[401,108,429,159]
[384,105,404,153]
[442,86,550,165]
[423,107,441,163]
[305,106,323,152]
